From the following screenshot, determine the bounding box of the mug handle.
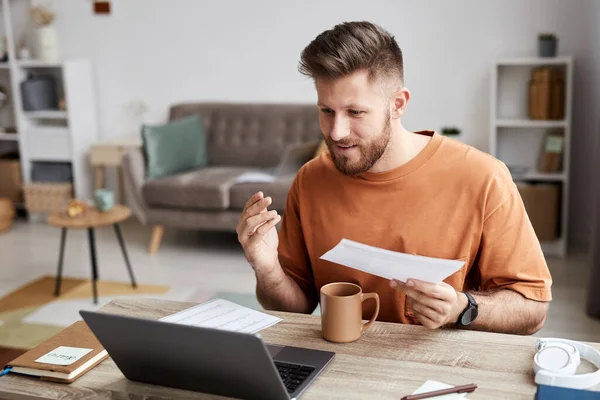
[360,292,380,333]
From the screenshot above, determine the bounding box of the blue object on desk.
[536,384,600,399]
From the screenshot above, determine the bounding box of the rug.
[0,275,308,364]
[0,275,204,352]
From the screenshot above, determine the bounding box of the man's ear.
[391,87,410,119]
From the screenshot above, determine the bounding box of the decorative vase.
[538,37,557,58]
[37,25,59,61]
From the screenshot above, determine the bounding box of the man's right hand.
[236,191,281,275]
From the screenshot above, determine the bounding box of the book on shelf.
[528,66,565,120]
[537,131,564,173]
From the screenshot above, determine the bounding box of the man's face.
[316,70,391,176]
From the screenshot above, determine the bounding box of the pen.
[400,383,477,400]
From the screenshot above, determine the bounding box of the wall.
[39,0,598,247]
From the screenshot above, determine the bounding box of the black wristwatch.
[456,292,478,326]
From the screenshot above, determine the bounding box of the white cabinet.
[0,0,99,203]
[490,56,573,258]
[27,127,71,161]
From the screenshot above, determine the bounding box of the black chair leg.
[54,228,67,296]
[114,223,137,288]
[88,228,99,305]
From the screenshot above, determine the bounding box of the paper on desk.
[412,381,469,399]
[159,298,282,334]
[320,239,464,284]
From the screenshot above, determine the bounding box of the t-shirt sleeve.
[277,175,318,302]
[474,166,553,302]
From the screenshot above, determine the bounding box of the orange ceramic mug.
[320,282,380,343]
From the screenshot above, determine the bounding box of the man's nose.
[329,116,350,142]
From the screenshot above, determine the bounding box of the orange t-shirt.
[277,130,552,324]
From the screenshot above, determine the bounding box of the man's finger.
[255,214,281,235]
[242,210,278,237]
[391,280,427,304]
[245,215,281,249]
[406,279,450,300]
[243,191,263,212]
[410,299,441,322]
[245,196,272,219]
[391,280,450,313]
[241,193,269,219]
[413,310,439,329]
[391,279,451,302]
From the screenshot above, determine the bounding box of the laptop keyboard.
[274,361,315,394]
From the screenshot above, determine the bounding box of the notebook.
[535,384,600,399]
[5,321,108,383]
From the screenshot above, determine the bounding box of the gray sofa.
[122,102,323,254]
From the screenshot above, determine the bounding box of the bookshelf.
[490,56,573,258]
[0,0,98,205]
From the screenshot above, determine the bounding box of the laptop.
[234,140,321,183]
[80,310,335,400]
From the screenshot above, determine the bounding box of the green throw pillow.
[142,115,208,180]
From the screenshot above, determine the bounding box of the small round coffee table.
[47,204,137,304]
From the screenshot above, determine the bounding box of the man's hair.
[298,21,404,88]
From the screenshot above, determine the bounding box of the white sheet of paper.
[35,346,93,366]
[412,381,469,399]
[160,298,282,334]
[320,239,464,284]
[234,172,276,183]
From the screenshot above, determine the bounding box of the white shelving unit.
[490,56,573,258]
[0,0,99,203]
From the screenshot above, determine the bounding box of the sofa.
[122,102,324,254]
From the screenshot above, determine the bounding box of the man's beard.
[326,115,391,176]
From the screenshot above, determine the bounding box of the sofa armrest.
[122,147,149,225]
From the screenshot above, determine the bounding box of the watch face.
[461,306,477,325]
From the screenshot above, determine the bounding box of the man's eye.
[320,108,334,115]
[349,110,364,116]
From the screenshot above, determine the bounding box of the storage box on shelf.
[23,182,72,214]
[0,154,23,203]
[0,197,15,232]
[516,183,561,241]
[490,56,573,257]
[528,66,565,120]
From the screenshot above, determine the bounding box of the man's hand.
[236,191,281,276]
[390,279,468,329]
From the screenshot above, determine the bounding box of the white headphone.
[534,338,600,390]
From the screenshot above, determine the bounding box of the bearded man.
[236,21,552,335]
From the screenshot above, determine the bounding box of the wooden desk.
[0,298,598,399]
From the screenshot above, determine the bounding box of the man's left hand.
[390,279,468,329]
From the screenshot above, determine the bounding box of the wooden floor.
[0,218,599,342]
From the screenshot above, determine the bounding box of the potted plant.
[441,127,461,136]
[29,4,58,61]
[538,33,558,58]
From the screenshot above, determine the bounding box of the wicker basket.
[24,182,73,213]
[0,198,15,232]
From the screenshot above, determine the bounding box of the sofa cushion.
[229,176,295,211]
[142,166,248,210]
[142,115,208,180]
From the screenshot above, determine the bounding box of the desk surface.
[0,297,598,399]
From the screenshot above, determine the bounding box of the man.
[236,21,551,335]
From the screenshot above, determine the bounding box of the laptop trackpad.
[266,344,285,358]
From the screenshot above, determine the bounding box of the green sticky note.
[546,136,563,153]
